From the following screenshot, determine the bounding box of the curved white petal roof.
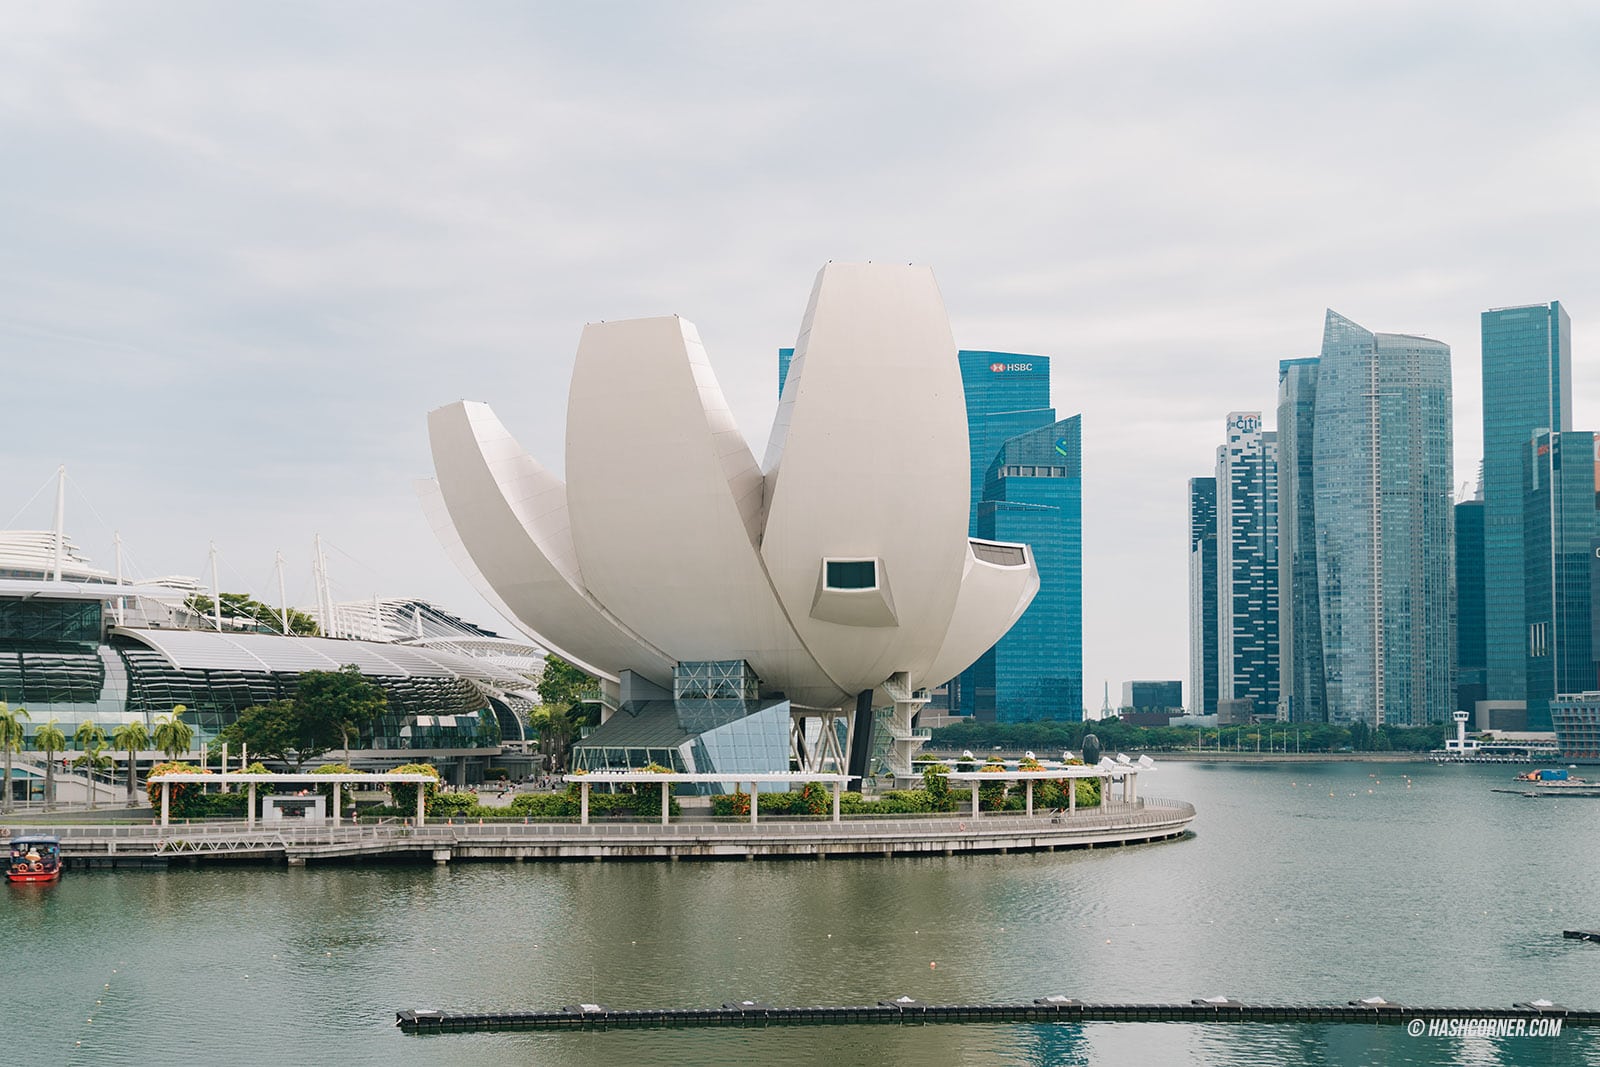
[425,262,1038,707]
[427,401,674,685]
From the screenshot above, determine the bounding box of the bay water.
[6,760,1598,1065]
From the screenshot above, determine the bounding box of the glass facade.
[1312,311,1454,726]
[572,690,793,793]
[1455,498,1487,715]
[956,352,1055,519]
[824,560,877,590]
[1187,477,1219,715]
[1481,302,1572,705]
[1277,359,1326,722]
[971,417,1083,722]
[672,659,761,702]
[1522,431,1600,732]
[117,639,498,749]
[1552,693,1600,760]
[1216,412,1278,717]
[1123,680,1182,710]
[0,592,504,752]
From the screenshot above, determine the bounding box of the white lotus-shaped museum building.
[421,263,1038,781]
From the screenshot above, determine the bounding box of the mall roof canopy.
[113,627,535,692]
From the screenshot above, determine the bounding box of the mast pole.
[209,542,223,632]
[276,551,291,635]
[51,465,66,582]
[114,531,126,625]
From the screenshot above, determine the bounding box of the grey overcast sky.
[3,1,1598,708]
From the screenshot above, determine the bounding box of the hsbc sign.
[989,362,1034,373]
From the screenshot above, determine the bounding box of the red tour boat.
[6,835,62,883]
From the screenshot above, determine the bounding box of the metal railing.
[26,801,1195,853]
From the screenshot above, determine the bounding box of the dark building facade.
[1215,412,1279,718]
[1522,430,1600,731]
[1455,496,1487,716]
[970,417,1083,721]
[1277,357,1326,722]
[1188,477,1219,715]
[1481,302,1572,708]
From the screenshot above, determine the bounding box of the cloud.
[1,1,1597,701]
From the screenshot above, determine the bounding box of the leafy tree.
[152,707,195,760]
[32,719,67,811]
[218,699,307,768]
[294,666,386,762]
[111,720,151,804]
[537,655,597,721]
[1348,720,1371,752]
[0,701,29,814]
[185,592,320,635]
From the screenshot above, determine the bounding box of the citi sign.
[989,362,1034,373]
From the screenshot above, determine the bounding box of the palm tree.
[152,706,194,761]
[74,721,107,810]
[0,701,32,814]
[529,706,577,772]
[111,720,151,805]
[32,719,67,812]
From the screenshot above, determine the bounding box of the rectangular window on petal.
[825,560,877,590]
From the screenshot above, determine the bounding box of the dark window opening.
[825,560,877,590]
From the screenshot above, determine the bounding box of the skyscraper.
[955,352,1056,518]
[1188,477,1219,715]
[1481,302,1572,706]
[1277,358,1325,723]
[1215,412,1278,718]
[1522,430,1600,731]
[1312,311,1454,726]
[1455,494,1487,716]
[971,417,1083,721]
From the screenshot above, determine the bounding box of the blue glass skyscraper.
[1455,495,1487,715]
[956,351,1080,721]
[1522,430,1600,731]
[1313,311,1454,726]
[1277,358,1325,723]
[1481,302,1572,707]
[955,352,1056,517]
[972,417,1083,721]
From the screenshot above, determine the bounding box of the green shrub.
[921,765,958,812]
[428,792,479,817]
[507,793,577,820]
[185,791,248,817]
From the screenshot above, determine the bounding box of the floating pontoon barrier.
[395,998,1600,1032]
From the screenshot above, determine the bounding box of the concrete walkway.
[26,798,1195,868]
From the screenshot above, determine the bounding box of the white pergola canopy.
[148,771,439,828]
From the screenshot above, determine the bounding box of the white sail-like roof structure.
[424,262,1039,711]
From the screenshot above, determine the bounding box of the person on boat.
[24,847,42,871]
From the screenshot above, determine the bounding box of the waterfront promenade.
[12,797,1194,868]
